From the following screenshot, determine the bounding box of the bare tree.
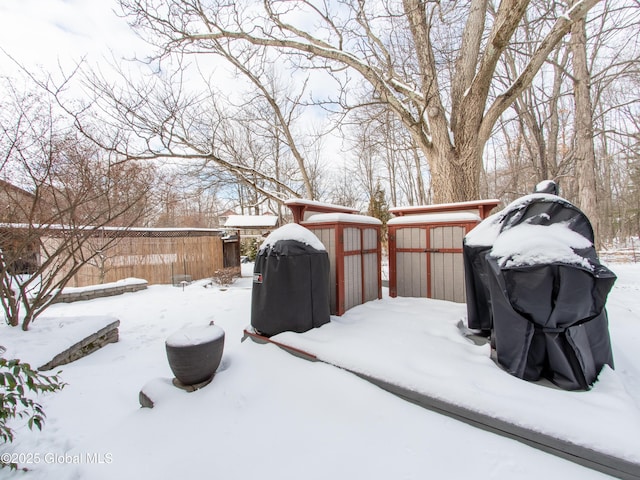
[484,0,639,243]
[326,166,362,209]
[344,106,429,207]
[570,0,600,242]
[83,65,300,199]
[0,78,155,330]
[487,38,575,204]
[216,46,317,198]
[117,0,601,203]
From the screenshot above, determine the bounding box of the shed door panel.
[395,228,427,297]
[396,252,427,297]
[393,224,467,302]
[311,227,337,314]
[430,226,466,303]
[344,254,362,311]
[363,252,379,302]
[343,227,363,311]
[343,227,362,252]
[363,228,378,251]
[396,227,427,249]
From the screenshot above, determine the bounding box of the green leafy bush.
[0,357,65,470]
[240,238,260,262]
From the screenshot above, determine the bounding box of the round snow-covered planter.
[165,325,225,387]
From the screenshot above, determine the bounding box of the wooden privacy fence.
[42,228,236,287]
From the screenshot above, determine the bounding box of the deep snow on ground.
[1,262,638,479]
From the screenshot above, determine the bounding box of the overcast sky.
[0,0,148,76]
[0,0,347,174]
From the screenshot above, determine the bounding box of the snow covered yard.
[1,262,639,480]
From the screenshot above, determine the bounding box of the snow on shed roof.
[388,212,480,226]
[303,213,382,225]
[390,199,500,218]
[284,198,359,213]
[224,215,279,228]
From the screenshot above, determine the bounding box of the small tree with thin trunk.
[0,77,155,330]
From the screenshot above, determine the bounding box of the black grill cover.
[463,194,616,390]
[251,239,330,337]
[464,194,595,332]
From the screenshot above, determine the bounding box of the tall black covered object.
[463,193,616,390]
[464,194,595,332]
[486,256,616,390]
[251,239,330,337]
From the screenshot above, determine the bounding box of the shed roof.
[224,215,279,228]
[390,199,500,219]
[285,198,359,223]
[388,212,480,225]
[304,213,382,225]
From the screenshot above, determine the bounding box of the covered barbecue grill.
[463,190,616,390]
[251,223,330,337]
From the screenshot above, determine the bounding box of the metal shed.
[286,199,383,316]
[388,200,499,303]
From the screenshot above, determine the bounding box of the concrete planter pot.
[165,325,225,386]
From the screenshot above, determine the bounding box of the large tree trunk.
[430,146,482,203]
[570,12,599,244]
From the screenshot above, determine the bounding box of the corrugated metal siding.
[430,226,466,302]
[343,227,361,252]
[344,227,362,312]
[396,227,427,249]
[344,254,362,311]
[309,227,336,314]
[363,252,379,301]
[397,251,427,297]
[306,222,381,315]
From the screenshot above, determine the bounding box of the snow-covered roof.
[259,223,326,251]
[388,212,480,226]
[284,198,359,213]
[390,199,500,216]
[303,213,382,225]
[224,215,279,228]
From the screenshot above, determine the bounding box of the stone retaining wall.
[49,281,148,304]
[38,319,121,371]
